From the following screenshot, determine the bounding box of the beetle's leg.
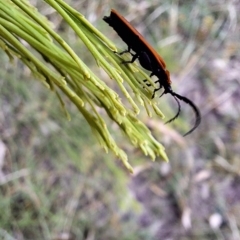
[138,72,163,99]
[121,52,139,64]
[118,50,129,55]
[143,79,152,87]
[118,46,134,56]
[119,50,130,55]
[142,72,156,88]
[150,78,163,99]
[143,74,162,94]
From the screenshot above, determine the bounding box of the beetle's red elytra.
[103,9,201,136]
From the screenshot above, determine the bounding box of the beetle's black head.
[164,85,173,94]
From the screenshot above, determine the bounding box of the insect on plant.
[103,9,201,136]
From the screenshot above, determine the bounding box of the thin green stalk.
[0,0,168,173]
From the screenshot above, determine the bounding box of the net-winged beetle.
[103,9,201,136]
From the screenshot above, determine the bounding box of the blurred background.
[0,0,240,239]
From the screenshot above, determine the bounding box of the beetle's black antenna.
[165,95,181,124]
[171,92,201,136]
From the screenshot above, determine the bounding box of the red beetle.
[104,9,201,136]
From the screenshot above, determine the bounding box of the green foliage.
[0,0,169,173]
